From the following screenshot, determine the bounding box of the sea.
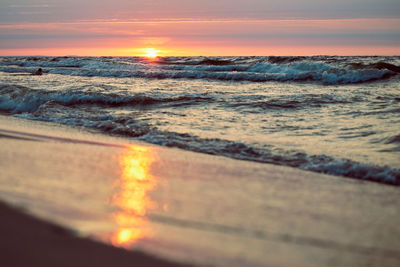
[0,56,399,185]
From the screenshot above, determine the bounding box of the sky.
[0,0,399,56]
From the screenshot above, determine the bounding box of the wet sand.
[1,115,400,267]
[0,201,189,267]
[0,116,192,267]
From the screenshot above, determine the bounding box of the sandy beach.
[0,200,190,267]
[1,115,400,267]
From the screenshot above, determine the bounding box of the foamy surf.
[1,56,399,185]
[1,56,399,85]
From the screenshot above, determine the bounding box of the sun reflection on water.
[111,145,157,247]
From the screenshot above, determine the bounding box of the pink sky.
[1,1,399,56]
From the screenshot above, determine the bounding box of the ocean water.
[0,56,399,185]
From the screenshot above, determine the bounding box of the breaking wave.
[0,84,213,113]
[1,56,398,85]
[142,132,400,185]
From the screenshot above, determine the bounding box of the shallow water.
[0,56,399,184]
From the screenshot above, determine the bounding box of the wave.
[384,134,400,144]
[1,83,398,185]
[0,84,353,117]
[141,132,400,185]
[1,56,398,85]
[134,130,399,184]
[227,94,351,111]
[350,62,400,73]
[267,56,308,64]
[0,84,213,113]
[43,67,395,85]
[15,104,399,185]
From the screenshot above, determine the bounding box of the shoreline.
[1,115,400,267]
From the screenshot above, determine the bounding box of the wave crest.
[2,56,399,85]
[0,84,213,113]
[142,132,400,185]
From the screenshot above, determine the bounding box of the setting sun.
[143,48,160,58]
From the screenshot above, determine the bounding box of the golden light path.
[111,145,157,247]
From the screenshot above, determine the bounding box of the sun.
[142,48,160,58]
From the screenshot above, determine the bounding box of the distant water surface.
[0,56,399,184]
